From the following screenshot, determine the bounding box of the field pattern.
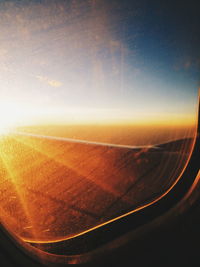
[0,128,193,242]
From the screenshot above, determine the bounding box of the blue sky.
[0,0,199,127]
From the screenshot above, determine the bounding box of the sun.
[0,115,16,136]
[0,102,24,136]
[0,126,11,136]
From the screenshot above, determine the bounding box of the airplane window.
[0,0,199,265]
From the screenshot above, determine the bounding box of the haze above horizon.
[0,0,199,130]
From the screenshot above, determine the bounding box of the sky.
[0,0,199,128]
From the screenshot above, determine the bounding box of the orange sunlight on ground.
[0,124,196,243]
[18,123,196,146]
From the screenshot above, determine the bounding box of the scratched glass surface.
[0,0,199,252]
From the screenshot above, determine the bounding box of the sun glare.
[0,116,17,136]
[0,102,26,136]
[0,126,11,136]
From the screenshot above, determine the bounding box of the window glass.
[0,0,199,260]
